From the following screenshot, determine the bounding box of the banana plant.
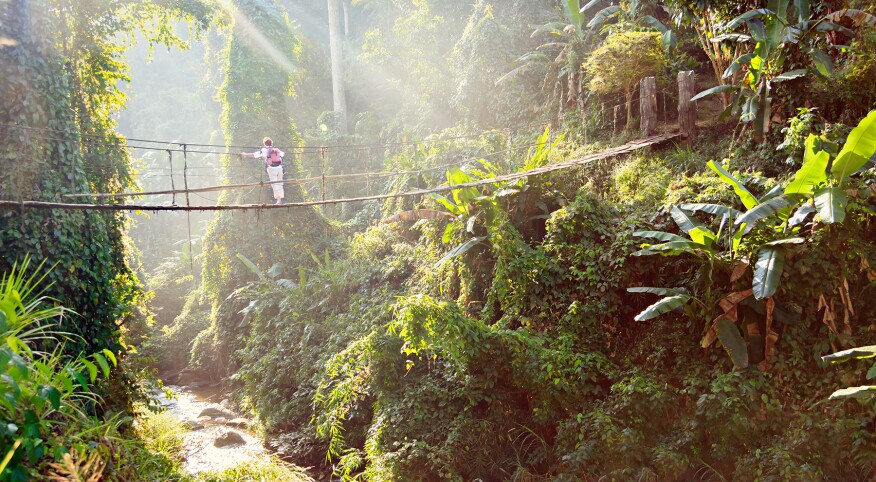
[822,346,876,400]
[586,0,677,49]
[630,110,876,368]
[691,0,876,141]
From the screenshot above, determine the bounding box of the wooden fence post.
[678,70,697,139]
[640,76,657,136]
[613,105,621,135]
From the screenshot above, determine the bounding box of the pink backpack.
[265,147,282,167]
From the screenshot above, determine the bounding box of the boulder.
[198,407,235,419]
[181,420,205,431]
[214,431,246,448]
[226,418,249,429]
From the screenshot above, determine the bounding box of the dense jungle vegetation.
[2,0,876,480]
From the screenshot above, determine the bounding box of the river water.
[154,384,283,475]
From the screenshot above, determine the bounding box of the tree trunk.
[327,0,347,134]
[624,90,633,131]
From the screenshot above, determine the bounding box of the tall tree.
[0,0,211,352]
[327,0,348,133]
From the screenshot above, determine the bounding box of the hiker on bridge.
[240,137,285,204]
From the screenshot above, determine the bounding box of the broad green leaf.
[788,204,815,226]
[759,184,785,202]
[691,85,738,102]
[633,231,689,243]
[633,240,712,257]
[794,0,810,23]
[679,203,743,218]
[716,318,749,369]
[753,247,785,299]
[446,167,472,186]
[39,386,61,411]
[828,385,876,400]
[832,110,876,181]
[821,345,876,363]
[102,349,117,367]
[814,186,847,224]
[564,0,582,27]
[579,0,601,14]
[627,287,689,296]
[785,136,829,194]
[735,196,790,233]
[726,8,776,30]
[93,353,110,378]
[67,368,88,391]
[430,194,463,215]
[688,227,716,246]
[236,253,264,280]
[670,206,707,234]
[809,49,833,76]
[81,359,97,383]
[433,236,487,269]
[587,5,620,28]
[633,294,692,321]
[723,53,756,79]
[707,161,759,209]
[772,68,808,82]
[762,237,805,247]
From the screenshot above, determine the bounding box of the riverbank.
[134,385,314,481]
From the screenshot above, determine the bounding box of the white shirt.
[250,147,285,159]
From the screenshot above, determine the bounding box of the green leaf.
[753,247,785,299]
[627,287,689,296]
[828,385,876,400]
[587,5,620,28]
[67,368,88,391]
[785,136,829,194]
[633,240,712,257]
[735,195,791,232]
[236,253,264,280]
[707,161,759,209]
[81,359,97,383]
[716,318,749,369]
[691,85,739,102]
[678,203,743,218]
[633,294,692,321]
[772,68,808,82]
[808,49,833,76]
[101,349,117,367]
[564,0,582,27]
[821,345,876,363]
[633,231,689,242]
[38,386,61,410]
[762,237,805,246]
[93,353,110,378]
[670,206,706,234]
[726,8,776,30]
[724,53,756,79]
[814,186,847,224]
[832,110,876,181]
[431,194,463,215]
[433,237,487,269]
[788,204,815,226]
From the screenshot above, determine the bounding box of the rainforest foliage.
[2,0,876,480]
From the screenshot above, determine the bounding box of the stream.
[154,384,283,475]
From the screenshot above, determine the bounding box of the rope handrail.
[2,133,678,212]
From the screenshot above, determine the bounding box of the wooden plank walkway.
[0,132,678,212]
